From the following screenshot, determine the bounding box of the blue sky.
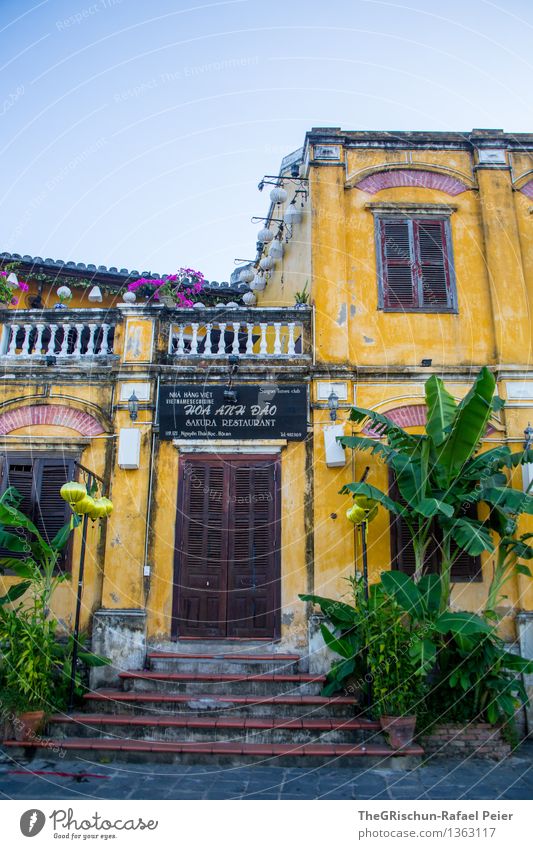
[1,0,532,281]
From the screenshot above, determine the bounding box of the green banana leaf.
[425,375,457,447]
[381,570,425,617]
[340,481,404,515]
[437,367,496,479]
[445,517,495,555]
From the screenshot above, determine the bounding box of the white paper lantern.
[193,301,205,309]
[268,239,284,259]
[239,267,255,283]
[226,301,239,308]
[251,274,266,292]
[6,273,19,288]
[88,285,103,303]
[269,186,288,204]
[122,290,136,303]
[257,226,274,243]
[242,291,257,306]
[57,285,72,300]
[259,255,275,271]
[284,203,302,226]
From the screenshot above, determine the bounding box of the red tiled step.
[148,652,300,662]
[119,672,325,683]
[49,712,380,731]
[84,689,353,706]
[3,738,423,757]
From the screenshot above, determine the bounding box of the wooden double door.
[172,455,280,639]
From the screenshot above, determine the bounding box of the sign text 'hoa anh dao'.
[158,383,308,441]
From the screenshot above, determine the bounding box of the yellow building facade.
[1,127,533,682]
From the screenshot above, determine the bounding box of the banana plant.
[339,367,533,609]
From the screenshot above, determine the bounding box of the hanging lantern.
[88,285,103,303]
[98,496,114,517]
[242,291,257,306]
[122,290,136,303]
[257,227,274,243]
[88,498,110,520]
[57,285,72,302]
[193,302,205,309]
[226,301,239,308]
[60,481,87,505]
[268,239,284,259]
[259,256,275,272]
[6,273,19,288]
[251,274,266,292]
[346,496,378,525]
[239,267,255,283]
[74,494,96,516]
[284,203,302,226]
[269,186,288,204]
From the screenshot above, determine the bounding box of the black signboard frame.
[158,383,308,441]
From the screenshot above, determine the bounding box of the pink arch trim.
[354,168,470,196]
[0,405,105,436]
[362,404,496,436]
[519,179,533,200]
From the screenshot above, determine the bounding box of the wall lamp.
[328,390,339,421]
[128,391,139,421]
[224,355,239,403]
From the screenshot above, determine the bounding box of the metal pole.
[361,520,369,602]
[67,474,92,710]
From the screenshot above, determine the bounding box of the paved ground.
[0,744,531,799]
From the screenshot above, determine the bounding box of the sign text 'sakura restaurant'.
[158,383,308,440]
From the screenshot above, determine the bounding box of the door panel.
[173,456,279,639]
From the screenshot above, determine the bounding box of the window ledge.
[367,202,457,215]
[380,307,458,315]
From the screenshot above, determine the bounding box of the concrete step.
[84,689,359,719]
[148,651,302,675]
[3,737,423,768]
[48,713,381,745]
[119,671,326,697]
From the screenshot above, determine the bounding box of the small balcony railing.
[0,309,118,359]
[167,307,311,360]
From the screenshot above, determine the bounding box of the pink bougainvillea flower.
[10,296,18,305]
[18,281,29,291]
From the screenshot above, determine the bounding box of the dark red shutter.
[33,458,75,548]
[0,455,75,571]
[380,220,416,308]
[389,472,480,582]
[226,461,278,637]
[416,220,451,307]
[175,459,228,637]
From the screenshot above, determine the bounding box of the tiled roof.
[0,252,246,292]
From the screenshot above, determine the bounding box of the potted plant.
[294,281,310,308]
[125,267,205,307]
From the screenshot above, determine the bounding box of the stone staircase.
[4,649,423,766]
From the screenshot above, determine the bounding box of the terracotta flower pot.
[14,710,45,743]
[379,715,416,749]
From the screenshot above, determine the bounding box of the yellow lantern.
[60,481,86,505]
[98,497,113,517]
[88,498,110,520]
[74,494,96,516]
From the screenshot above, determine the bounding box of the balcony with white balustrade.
[0,309,119,363]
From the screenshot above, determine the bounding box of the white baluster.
[59,324,70,357]
[100,323,111,355]
[273,322,281,356]
[45,324,58,356]
[33,324,45,356]
[287,322,296,356]
[72,323,84,357]
[204,323,212,356]
[21,324,32,357]
[217,323,226,355]
[259,322,268,356]
[6,324,19,357]
[190,323,199,355]
[246,323,254,356]
[176,325,185,355]
[231,321,240,355]
[86,324,97,356]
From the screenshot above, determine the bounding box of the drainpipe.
[142,373,159,601]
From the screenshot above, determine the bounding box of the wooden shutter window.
[379,217,454,311]
[416,220,450,307]
[0,454,75,571]
[380,219,416,309]
[389,471,480,582]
